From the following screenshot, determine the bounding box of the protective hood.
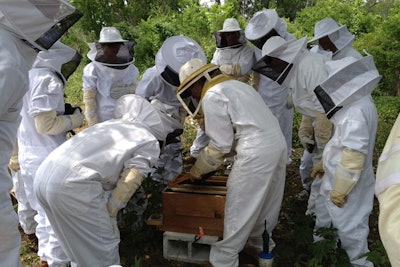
[252,36,307,84]
[155,35,207,87]
[87,41,135,68]
[33,41,81,81]
[244,9,287,49]
[309,18,355,54]
[314,55,381,119]
[114,94,182,141]
[214,18,245,49]
[177,58,223,117]
[0,0,82,51]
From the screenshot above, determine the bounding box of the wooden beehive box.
[162,174,228,237]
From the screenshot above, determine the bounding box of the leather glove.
[315,113,333,150]
[110,216,120,239]
[110,84,137,99]
[298,115,315,153]
[107,168,143,217]
[69,108,84,130]
[310,160,324,179]
[190,145,224,181]
[83,88,98,126]
[330,149,365,208]
[286,93,294,109]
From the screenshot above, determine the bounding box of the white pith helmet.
[219,18,242,32]
[98,27,127,43]
[179,58,207,84]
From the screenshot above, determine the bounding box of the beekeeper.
[245,9,295,164]
[83,26,139,126]
[177,58,287,267]
[18,41,84,267]
[309,18,362,60]
[34,94,182,267]
[299,18,363,192]
[253,36,333,215]
[313,55,380,267]
[189,18,256,163]
[0,1,82,266]
[375,112,400,266]
[136,35,207,183]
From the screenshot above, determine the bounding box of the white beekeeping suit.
[34,94,182,267]
[0,1,82,266]
[245,9,295,164]
[82,27,139,125]
[177,59,287,267]
[375,112,400,267]
[18,41,84,267]
[253,36,333,216]
[136,35,207,184]
[190,18,256,160]
[313,55,381,267]
[299,18,363,191]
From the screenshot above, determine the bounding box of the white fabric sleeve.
[202,93,234,154]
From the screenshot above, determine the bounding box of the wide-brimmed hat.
[308,18,346,43]
[245,9,279,41]
[218,18,242,32]
[98,27,127,43]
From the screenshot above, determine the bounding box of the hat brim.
[178,63,219,92]
[308,24,346,44]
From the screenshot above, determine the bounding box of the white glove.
[83,88,98,126]
[110,84,137,99]
[330,149,365,208]
[110,216,120,239]
[190,145,225,180]
[68,108,84,130]
[220,63,241,77]
[107,168,144,217]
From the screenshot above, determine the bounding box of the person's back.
[204,79,283,144]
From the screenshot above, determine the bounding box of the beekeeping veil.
[87,27,135,69]
[213,18,246,48]
[33,41,82,83]
[308,18,355,56]
[244,9,287,49]
[155,35,207,87]
[0,0,83,52]
[114,94,183,143]
[252,36,307,85]
[314,55,381,119]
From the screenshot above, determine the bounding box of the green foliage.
[373,96,400,156]
[363,241,391,267]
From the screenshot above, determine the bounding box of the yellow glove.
[190,145,225,181]
[310,160,324,179]
[107,168,144,217]
[8,142,19,172]
[298,115,315,153]
[315,113,333,150]
[330,149,365,208]
[83,88,98,126]
[219,63,241,77]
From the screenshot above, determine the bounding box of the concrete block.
[163,231,219,264]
